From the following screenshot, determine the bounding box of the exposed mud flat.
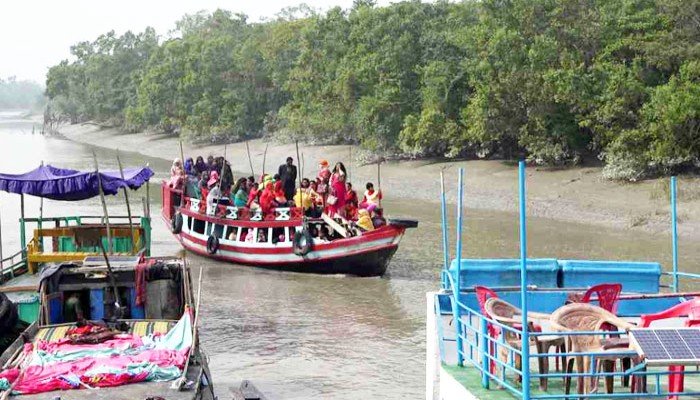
[58,122,700,240]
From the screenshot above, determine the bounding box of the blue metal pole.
[518,161,530,400]
[480,314,490,388]
[671,176,679,293]
[454,167,465,366]
[440,171,450,289]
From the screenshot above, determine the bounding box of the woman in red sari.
[259,182,275,214]
[327,162,347,217]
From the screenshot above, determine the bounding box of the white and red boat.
[161,183,417,276]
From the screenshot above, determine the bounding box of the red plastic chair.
[638,298,700,399]
[581,283,623,314]
[475,286,500,374]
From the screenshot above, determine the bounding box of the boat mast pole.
[92,151,112,254]
[439,170,449,288]
[518,160,530,400]
[295,140,305,213]
[116,151,136,254]
[245,140,255,177]
[454,167,464,367]
[19,194,26,261]
[671,176,679,292]
[38,161,44,252]
[179,141,186,207]
[262,143,269,175]
[145,164,151,217]
[377,159,382,209]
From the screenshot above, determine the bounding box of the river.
[2,110,700,399]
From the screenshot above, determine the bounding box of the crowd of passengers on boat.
[167,155,385,236]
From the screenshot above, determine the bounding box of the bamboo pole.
[295,141,305,212]
[245,140,255,177]
[179,141,186,206]
[92,151,112,253]
[301,152,305,180]
[19,194,25,263]
[377,159,382,208]
[145,162,151,217]
[116,151,136,254]
[348,145,352,182]
[178,265,203,390]
[262,143,269,175]
[38,162,44,252]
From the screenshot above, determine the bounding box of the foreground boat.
[0,163,155,351]
[428,166,700,400]
[0,253,214,399]
[162,183,417,276]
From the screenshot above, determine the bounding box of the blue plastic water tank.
[559,260,661,293]
[448,258,560,289]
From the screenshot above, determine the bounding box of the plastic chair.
[581,283,623,314]
[485,298,566,390]
[475,286,500,374]
[637,298,700,399]
[580,283,630,386]
[550,303,635,395]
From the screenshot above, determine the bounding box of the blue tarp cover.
[0,164,154,201]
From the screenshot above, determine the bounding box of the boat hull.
[161,182,414,276]
[168,218,404,276]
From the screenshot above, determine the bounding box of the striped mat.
[36,321,173,342]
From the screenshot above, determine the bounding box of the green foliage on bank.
[0,77,44,110]
[45,0,700,180]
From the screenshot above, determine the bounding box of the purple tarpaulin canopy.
[0,164,154,201]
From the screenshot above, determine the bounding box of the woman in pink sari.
[327,162,347,217]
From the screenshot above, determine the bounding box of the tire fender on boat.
[293,228,313,256]
[171,212,184,234]
[207,235,220,255]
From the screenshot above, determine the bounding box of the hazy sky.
[0,0,376,84]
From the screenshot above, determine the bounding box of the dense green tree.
[44,1,700,179]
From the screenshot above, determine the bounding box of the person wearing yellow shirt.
[294,178,322,216]
[356,209,375,232]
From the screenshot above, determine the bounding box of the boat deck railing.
[12,214,152,274]
[435,166,700,399]
[438,272,700,399]
[183,197,304,222]
[0,249,26,282]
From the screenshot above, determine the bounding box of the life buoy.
[171,212,183,234]
[207,235,220,255]
[293,229,313,256]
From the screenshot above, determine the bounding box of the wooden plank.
[0,285,37,293]
[58,282,135,291]
[321,213,348,238]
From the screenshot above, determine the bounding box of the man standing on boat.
[278,157,297,200]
